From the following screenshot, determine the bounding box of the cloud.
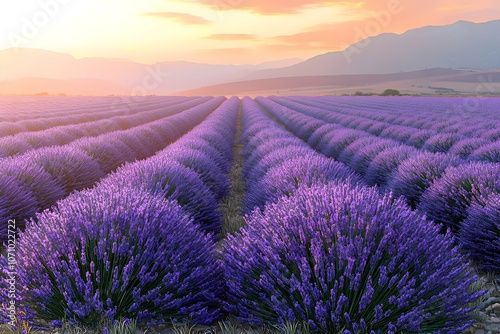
[142,12,211,25]
[194,0,346,14]
[207,34,258,41]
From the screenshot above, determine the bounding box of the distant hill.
[177,68,500,96]
[252,20,500,79]
[0,48,302,95]
[1,20,500,96]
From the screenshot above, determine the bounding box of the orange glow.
[0,0,499,65]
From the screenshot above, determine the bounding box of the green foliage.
[380,88,401,96]
[353,91,376,96]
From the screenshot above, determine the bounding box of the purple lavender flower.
[337,137,377,166]
[17,146,105,194]
[347,139,399,175]
[422,133,464,153]
[74,136,137,174]
[0,160,66,210]
[418,162,500,233]
[459,194,500,273]
[469,141,500,163]
[307,124,342,148]
[244,154,362,212]
[223,182,481,332]
[405,129,436,148]
[100,156,222,235]
[161,146,231,200]
[364,145,417,187]
[318,129,369,159]
[388,152,463,208]
[0,137,33,158]
[0,185,223,324]
[449,138,489,159]
[0,174,38,242]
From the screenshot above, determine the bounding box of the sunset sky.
[1,0,499,65]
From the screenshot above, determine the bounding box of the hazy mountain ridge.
[0,48,302,94]
[252,20,500,79]
[1,20,499,95]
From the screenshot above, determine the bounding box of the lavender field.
[1,95,500,333]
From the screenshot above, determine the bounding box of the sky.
[0,0,499,65]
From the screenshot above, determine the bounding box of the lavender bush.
[347,139,399,175]
[0,174,38,241]
[469,141,500,163]
[316,129,368,159]
[422,133,463,153]
[418,162,500,233]
[100,157,222,235]
[337,137,377,166]
[162,147,231,200]
[113,131,154,160]
[244,145,312,183]
[242,138,304,177]
[0,161,66,210]
[364,145,417,187]
[180,137,230,174]
[75,137,137,174]
[18,146,105,195]
[459,194,500,273]
[224,182,481,333]
[405,129,436,148]
[388,152,463,208]
[449,138,489,159]
[0,186,222,324]
[307,124,340,148]
[0,137,33,158]
[244,154,362,212]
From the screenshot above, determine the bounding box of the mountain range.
[0,19,499,95]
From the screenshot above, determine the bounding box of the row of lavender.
[0,97,209,158]
[1,97,239,325]
[257,96,500,274]
[222,97,481,333]
[275,96,500,161]
[0,96,135,121]
[290,96,500,144]
[0,96,493,332]
[0,97,225,241]
[0,96,189,137]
